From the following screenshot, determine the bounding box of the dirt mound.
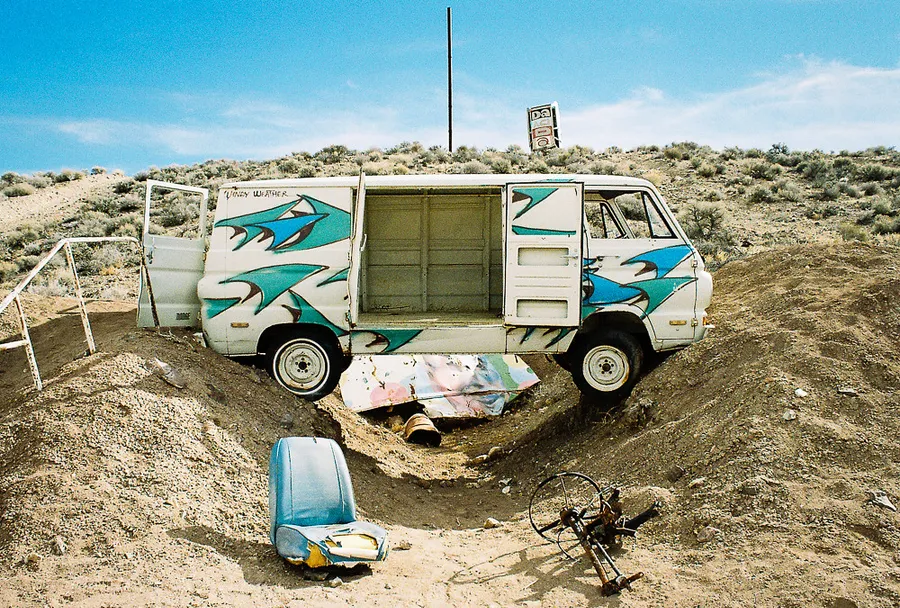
[491,241,900,606]
[1,242,898,607]
[0,302,337,603]
[0,298,549,606]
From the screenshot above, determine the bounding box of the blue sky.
[2,0,899,174]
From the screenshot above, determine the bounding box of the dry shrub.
[53,169,85,183]
[0,260,17,282]
[3,183,35,197]
[838,222,869,241]
[860,182,882,196]
[643,170,665,186]
[460,160,490,174]
[696,163,718,178]
[525,157,550,173]
[857,163,895,182]
[873,216,900,235]
[590,161,619,175]
[680,203,737,267]
[742,160,781,180]
[361,161,392,175]
[680,203,727,240]
[488,157,512,173]
[799,159,831,182]
[776,180,805,203]
[26,175,52,189]
[663,144,691,161]
[452,146,478,163]
[747,186,774,204]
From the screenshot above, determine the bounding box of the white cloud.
[52,109,445,159]
[57,120,121,145]
[563,59,900,151]
[49,58,900,160]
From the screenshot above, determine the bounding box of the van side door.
[504,182,583,329]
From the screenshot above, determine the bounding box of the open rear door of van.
[504,182,583,327]
[137,180,209,328]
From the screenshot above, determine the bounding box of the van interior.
[358,188,504,326]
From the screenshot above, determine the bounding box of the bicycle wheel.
[528,472,603,543]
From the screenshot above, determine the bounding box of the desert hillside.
[1,143,899,607]
[2,143,899,293]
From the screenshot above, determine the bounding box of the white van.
[138,174,712,401]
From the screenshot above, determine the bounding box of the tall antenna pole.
[447,6,453,153]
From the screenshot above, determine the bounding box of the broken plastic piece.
[869,491,897,512]
[150,358,185,388]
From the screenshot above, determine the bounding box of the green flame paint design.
[215,195,350,253]
[282,291,347,336]
[221,264,326,314]
[512,187,558,220]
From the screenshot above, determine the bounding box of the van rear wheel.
[570,330,643,402]
[268,333,341,401]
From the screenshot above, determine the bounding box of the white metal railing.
[0,236,159,392]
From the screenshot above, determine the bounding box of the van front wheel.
[570,330,643,402]
[269,334,341,401]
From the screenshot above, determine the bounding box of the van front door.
[137,180,209,328]
[504,182,583,327]
[582,188,698,342]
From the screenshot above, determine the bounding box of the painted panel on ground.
[339,354,540,418]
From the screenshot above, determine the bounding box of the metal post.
[447,6,453,153]
[14,296,42,392]
[64,241,97,354]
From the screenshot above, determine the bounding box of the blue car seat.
[269,437,388,567]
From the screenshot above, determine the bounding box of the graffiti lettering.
[222,190,288,200]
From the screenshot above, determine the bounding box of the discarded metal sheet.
[338,354,540,418]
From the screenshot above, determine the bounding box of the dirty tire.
[268,333,341,401]
[570,330,643,402]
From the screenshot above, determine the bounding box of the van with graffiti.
[138,174,713,402]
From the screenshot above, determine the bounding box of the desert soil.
[2,169,900,607]
[0,240,897,608]
[2,174,122,231]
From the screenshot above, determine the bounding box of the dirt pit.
[1,241,899,607]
